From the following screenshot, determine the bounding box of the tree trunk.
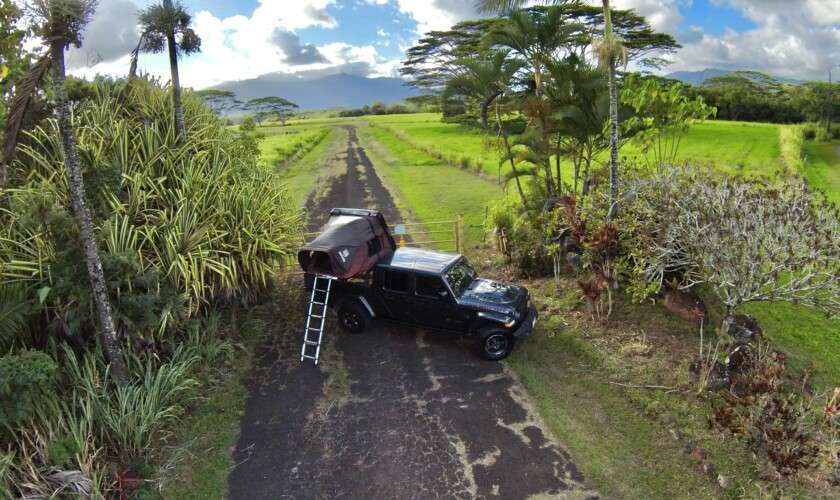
[128,35,143,79]
[167,29,187,142]
[50,42,127,383]
[604,0,620,221]
[480,91,502,130]
[606,58,619,220]
[496,104,528,206]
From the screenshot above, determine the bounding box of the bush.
[0,351,56,428]
[622,167,840,327]
[802,122,818,140]
[709,347,820,476]
[1,78,302,348]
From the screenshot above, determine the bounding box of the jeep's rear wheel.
[478,329,514,361]
[337,302,368,334]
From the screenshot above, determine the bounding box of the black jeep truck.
[312,247,538,360]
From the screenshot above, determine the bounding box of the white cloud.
[663,0,840,81]
[68,0,400,89]
[585,0,684,34]
[393,0,482,35]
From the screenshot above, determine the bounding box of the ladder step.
[312,301,326,305]
[304,340,319,346]
[301,354,318,361]
[308,326,322,331]
[310,314,324,319]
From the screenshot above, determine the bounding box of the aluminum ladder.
[300,275,335,364]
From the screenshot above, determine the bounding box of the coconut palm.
[25,0,127,381]
[137,0,201,141]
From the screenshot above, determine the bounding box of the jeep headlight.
[504,317,516,328]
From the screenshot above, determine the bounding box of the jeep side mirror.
[438,290,449,298]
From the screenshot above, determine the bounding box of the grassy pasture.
[357,124,505,247]
[360,114,789,184]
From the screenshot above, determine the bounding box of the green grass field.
[359,115,788,183]
[258,124,331,168]
[358,124,505,247]
[274,127,342,207]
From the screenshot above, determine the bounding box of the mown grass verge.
[259,126,331,168]
[356,123,506,247]
[274,127,344,207]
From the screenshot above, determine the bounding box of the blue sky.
[67,0,840,88]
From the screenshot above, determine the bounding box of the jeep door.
[379,268,414,323]
[412,273,469,332]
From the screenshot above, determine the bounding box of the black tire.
[477,328,515,361]
[337,301,369,334]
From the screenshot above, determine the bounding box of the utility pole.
[828,70,833,133]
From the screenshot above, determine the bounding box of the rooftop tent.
[298,208,396,279]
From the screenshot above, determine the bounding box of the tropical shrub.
[709,346,820,476]
[643,171,840,325]
[0,350,56,428]
[0,78,301,349]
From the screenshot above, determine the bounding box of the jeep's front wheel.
[478,329,514,361]
[337,302,368,334]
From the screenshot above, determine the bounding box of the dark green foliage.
[338,102,414,117]
[46,436,80,468]
[0,350,56,428]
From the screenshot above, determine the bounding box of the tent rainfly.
[298,208,396,279]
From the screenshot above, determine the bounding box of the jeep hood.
[457,278,526,314]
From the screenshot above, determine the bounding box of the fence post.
[456,214,464,254]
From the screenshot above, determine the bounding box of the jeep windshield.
[445,259,476,297]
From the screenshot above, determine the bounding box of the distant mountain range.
[215,73,420,110]
[664,68,802,85]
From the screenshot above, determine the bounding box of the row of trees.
[194,90,299,125]
[683,71,840,124]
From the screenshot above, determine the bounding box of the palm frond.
[2,54,51,176]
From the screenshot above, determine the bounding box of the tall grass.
[1,333,232,497]
[779,124,806,175]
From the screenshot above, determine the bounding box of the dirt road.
[227,126,596,499]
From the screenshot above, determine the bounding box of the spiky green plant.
[0,78,301,347]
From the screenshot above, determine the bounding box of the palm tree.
[443,51,522,130]
[444,51,529,203]
[478,0,627,214]
[592,0,626,219]
[138,0,201,141]
[27,0,127,382]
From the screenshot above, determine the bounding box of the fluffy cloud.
[664,0,840,81]
[393,0,483,35]
[271,29,328,64]
[585,0,684,34]
[66,0,141,69]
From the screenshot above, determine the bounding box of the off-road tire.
[477,328,515,361]
[337,301,369,334]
